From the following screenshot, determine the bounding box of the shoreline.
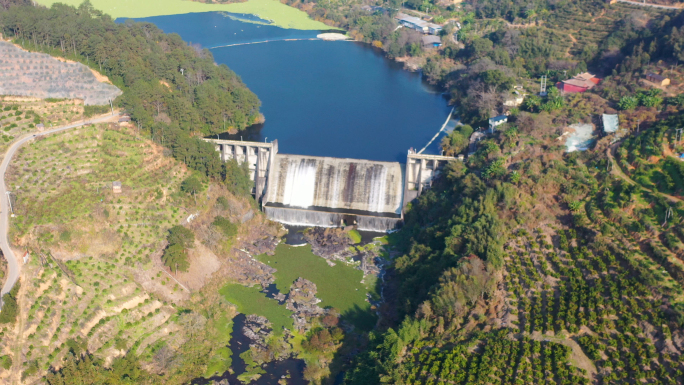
[34,0,330,30]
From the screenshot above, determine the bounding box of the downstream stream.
[194,314,307,385]
[122,10,452,383]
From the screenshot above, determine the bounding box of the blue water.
[124,12,451,162]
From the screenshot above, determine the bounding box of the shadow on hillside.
[322,273,387,384]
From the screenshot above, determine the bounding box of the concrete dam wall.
[205,139,457,232]
[266,155,404,214]
[264,155,404,231]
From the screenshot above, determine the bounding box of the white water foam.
[367,165,388,213]
[282,159,317,208]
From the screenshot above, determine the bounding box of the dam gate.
[205,139,456,232]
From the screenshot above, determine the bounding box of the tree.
[481,70,514,92]
[618,96,639,110]
[163,226,194,272]
[523,94,542,112]
[0,2,261,183]
[0,282,20,324]
[224,158,252,196]
[442,125,474,156]
[167,225,194,249]
[162,243,190,273]
[469,37,494,58]
[181,175,203,204]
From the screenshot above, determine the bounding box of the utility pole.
[663,206,673,227]
[540,75,547,96]
[109,99,113,116]
[637,119,640,133]
[6,191,14,217]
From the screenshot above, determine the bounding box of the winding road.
[0,113,119,303]
[616,0,682,9]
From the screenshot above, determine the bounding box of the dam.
[206,139,456,232]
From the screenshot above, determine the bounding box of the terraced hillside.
[0,97,85,153]
[0,123,192,382]
[545,0,669,57]
[0,42,121,105]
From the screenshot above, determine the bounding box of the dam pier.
[205,139,457,232]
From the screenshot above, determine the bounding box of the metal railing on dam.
[205,139,458,232]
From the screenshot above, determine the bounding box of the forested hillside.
[284,0,684,126]
[344,111,684,385]
[0,0,261,179]
[4,0,684,384]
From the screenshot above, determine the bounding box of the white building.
[396,13,442,35]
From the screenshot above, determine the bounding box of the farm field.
[0,121,201,382]
[33,0,330,30]
[0,42,121,106]
[0,97,85,154]
[544,0,668,57]
[7,123,190,266]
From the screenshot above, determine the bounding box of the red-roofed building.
[557,72,600,93]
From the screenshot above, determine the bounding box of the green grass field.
[219,283,293,333]
[34,0,329,30]
[257,244,377,331]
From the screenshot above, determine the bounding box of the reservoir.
[125,12,452,162]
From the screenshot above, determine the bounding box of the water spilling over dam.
[264,155,404,231]
[206,139,456,232]
[268,155,403,213]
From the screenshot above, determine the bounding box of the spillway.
[263,155,404,231]
[205,139,457,233]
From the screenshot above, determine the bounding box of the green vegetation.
[0,2,261,181]
[33,0,329,30]
[203,312,234,378]
[14,251,173,383]
[347,229,362,244]
[343,104,684,384]
[257,244,377,330]
[8,124,188,256]
[442,124,474,156]
[6,0,684,383]
[212,216,238,238]
[617,113,684,196]
[0,355,12,370]
[0,97,83,152]
[162,225,195,272]
[224,158,253,197]
[0,282,20,324]
[219,283,293,333]
[5,120,252,383]
[46,353,154,384]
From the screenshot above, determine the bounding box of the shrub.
[0,283,21,324]
[59,230,71,243]
[212,216,237,238]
